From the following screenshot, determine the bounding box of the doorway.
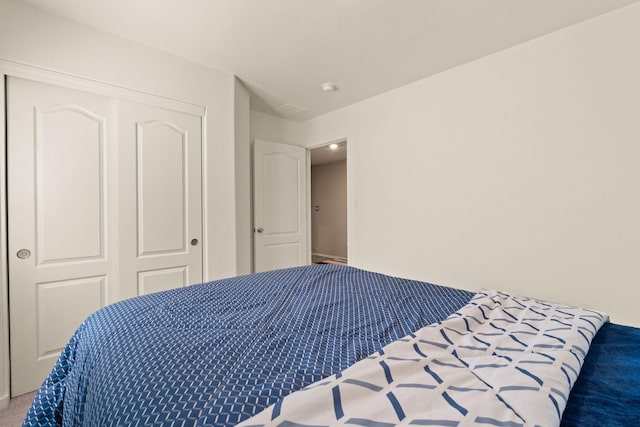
[309,140,348,265]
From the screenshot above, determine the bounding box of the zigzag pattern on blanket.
[239,289,608,427]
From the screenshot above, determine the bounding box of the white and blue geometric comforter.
[240,289,608,427]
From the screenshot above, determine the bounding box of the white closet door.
[7,79,204,395]
[117,101,202,299]
[7,77,118,395]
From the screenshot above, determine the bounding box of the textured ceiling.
[21,0,640,120]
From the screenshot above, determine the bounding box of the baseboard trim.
[0,392,9,410]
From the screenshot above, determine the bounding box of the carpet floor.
[0,392,35,427]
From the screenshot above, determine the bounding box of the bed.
[23,264,639,426]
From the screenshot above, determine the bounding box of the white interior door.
[253,140,307,272]
[118,101,203,299]
[7,77,118,395]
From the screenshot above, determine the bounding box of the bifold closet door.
[7,77,118,395]
[117,101,203,300]
[7,79,204,395]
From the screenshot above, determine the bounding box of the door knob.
[191,239,198,246]
[17,249,31,259]
[256,227,264,233]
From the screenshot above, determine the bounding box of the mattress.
[22,264,639,426]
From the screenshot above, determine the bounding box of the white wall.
[311,160,348,258]
[301,3,640,327]
[250,110,302,146]
[0,0,245,404]
[235,79,252,275]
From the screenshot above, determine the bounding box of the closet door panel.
[136,121,187,256]
[36,105,106,263]
[118,101,202,299]
[7,77,117,395]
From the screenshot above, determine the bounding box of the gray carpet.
[0,392,35,427]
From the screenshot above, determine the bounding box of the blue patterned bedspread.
[24,264,474,427]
